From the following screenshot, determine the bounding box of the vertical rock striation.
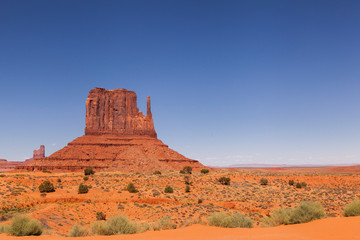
[85,88,157,138]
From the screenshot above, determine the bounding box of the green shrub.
[260,178,268,186]
[57,178,61,183]
[164,185,173,193]
[91,215,137,235]
[182,166,193,174]
[301,182,307,187]
[152,217,176,231]
[198,199,203,204]
[153,171,161,175]
[127,183,138,193]
[261,208,292,227]
[78,184,89,194]
[184,175,192,185]
[96,212,106,221]
[288,201,326,224]
[344,199,360,217]
[68,225,88,237]
[288,180,295,185]
[84,167,95,176]
[296,182,302,188]
[38,181,55,193]
[0,224,9,233]
[208,212,253,228]
[179,170,185,174]
[185,185,190,193]
[7,215,43,236]
[218,177,231,185]
[83,176,89,181]
[42,170,51,173]
[201,169,210,174]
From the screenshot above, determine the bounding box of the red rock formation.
[33,145,45,159]
[16,88,203,172]
[0,159,23,172]
[85,88,156,138]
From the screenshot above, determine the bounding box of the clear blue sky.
[1,0,359,166]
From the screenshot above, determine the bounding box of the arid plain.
[0,166,360,239]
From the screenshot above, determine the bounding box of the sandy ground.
[0,216,359,240]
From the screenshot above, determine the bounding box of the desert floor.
[0,167,359,237]
[0,216,359,240]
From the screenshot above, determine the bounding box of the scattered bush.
[288,180,295,186]
[344,199,360,217]
[201,169,210,174]
[288,201,326,224]
[40,193,47,197]
[127,182,138,193]
[152,217,176,231]
[301,182,307,187]
[83,176,89,181]
[260,178,268,186]
[38,181,55,193]
[179,170,185,174]
[96,212,106,221]
[57,178,61,183]
[78,184,89,194]
[7,215,43,236]
[84,167,95,176]
[296,182,302,188]
[184,175,192,185]
[42,170,51,173]
[91,215,137,235]
[0,224,9,234]
[153,171,161,175]
[208,212,253,228]
[185,185,191,193]
[68,225,88,237]
[218,177,231,185]
[261,208,292,227]
[164,185,173,193]
[198,199,203,204]
[182,166,193,174]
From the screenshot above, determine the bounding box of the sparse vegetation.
[289,180,295,185]
[68,225,88,237]
[164,185,174,193]
[201,169,210,174]
[7,215,43,236]
[179,170,185,174]
[127,182,138,193]
[218,177,231,185]
[296,182,302,188]
[152,217,176,231]
[91,215,137,235]
[261,208,292,227]
[153,170,161,175]
[185,185,190,193]
[184,175,192,185]
[260,178,268,185]
[182,166,192,174]
[78,183,89,194]
[208,212,253,228]
[344,199,360,217]
[57,178,61,183]
[38,180,55,193]
[83,176,89,181]
[96,212,106,221]
[198,199,203,204]
[288,201,326,224]
[84,167,95,176]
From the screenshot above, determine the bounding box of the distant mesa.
[16,88,203,172]
[0,145,45,172]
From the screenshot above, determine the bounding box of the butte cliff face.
[85,88,157,138]
[17,88,202,172]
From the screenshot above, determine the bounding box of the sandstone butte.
[16,88,203,172]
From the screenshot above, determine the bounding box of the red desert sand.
[0,216,359,240]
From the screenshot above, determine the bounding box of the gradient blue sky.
[1,0,359,166]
